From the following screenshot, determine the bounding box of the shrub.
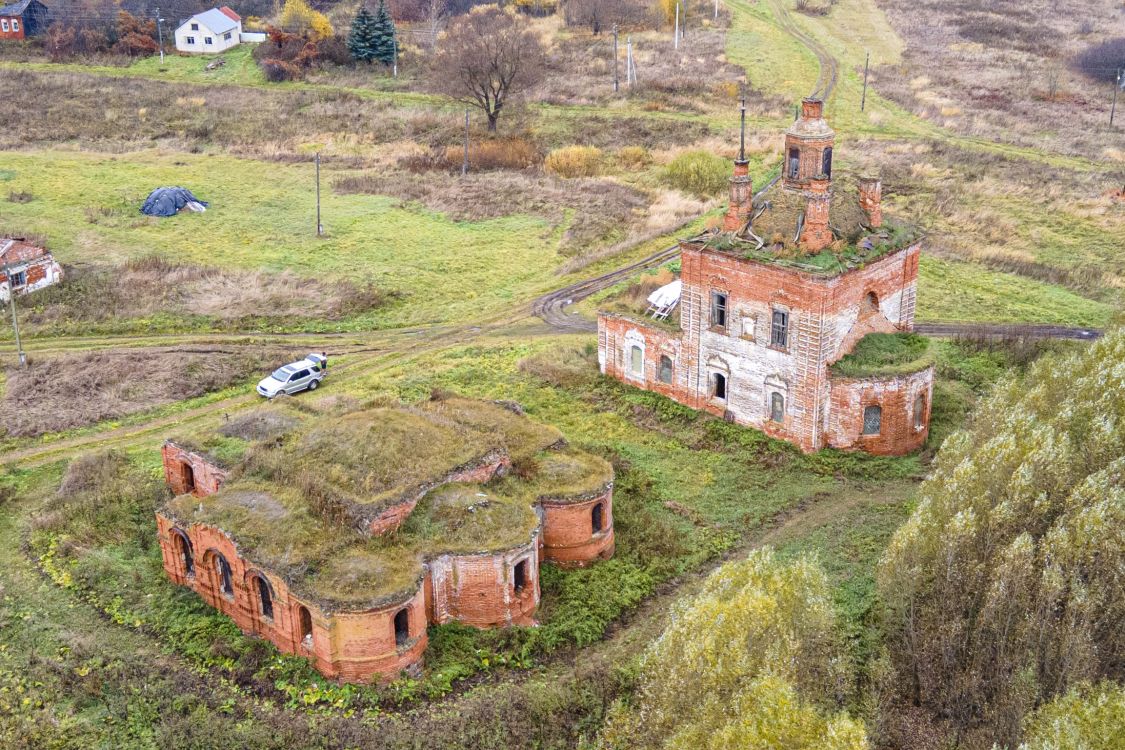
[1020,681,1125,750]
[663,150,730,197]
[261,59,302,82]
[1074,37,1125,83]
[279,0,333,39]
[615,145,652,170]
[795,0,833,16]
[544,145,604,178]
[438,137,540,171]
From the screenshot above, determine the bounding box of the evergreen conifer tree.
[347,5,378,63]
[370,0,397,66]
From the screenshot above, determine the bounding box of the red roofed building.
[0,237,62,301]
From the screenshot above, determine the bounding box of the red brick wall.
[162,442,228,497]
[539,487,615,567]
[827,367,933,455]
[598,314,685,402]
[156,513,427,683]
[428,539,540,628]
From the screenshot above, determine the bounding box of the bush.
[544,145,604,178]
[1074,37,1125,83]
[663,150,730,197]
[794,0,833,16]
[615,145,652,170]
[261,59,302,82]
[437,137,540,171]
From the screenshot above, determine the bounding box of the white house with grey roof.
[174,6,242,54]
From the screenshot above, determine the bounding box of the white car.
[256,353,327,398]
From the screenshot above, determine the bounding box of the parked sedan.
[256,354,326,398]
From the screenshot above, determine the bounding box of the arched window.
[181,461,195,494]
[821,147,833,177]
[513,559,529,594]
[592,502,604,533]
[658,356,673,384]
[914,394,926,429]
[863,405,882,435]
[214,553,233,597]
[254,575,273,620]
[712,372,727,400]
[770,392,785,422]
[172,529,194,577]
[298,605,313,646]
[393,608,410,645]
[862,291,879,314]
[629,345,643,376]
[788,147,800,178]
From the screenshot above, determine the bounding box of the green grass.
[831,332,932,378]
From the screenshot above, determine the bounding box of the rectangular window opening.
[771,309,789,348]
[711,291,728,329]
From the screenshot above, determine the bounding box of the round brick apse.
[539,487,615,568]
[426,538,541,628]
[827,366,934,456]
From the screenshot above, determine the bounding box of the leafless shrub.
[1074,37,1125,83]
[7,191,33,203]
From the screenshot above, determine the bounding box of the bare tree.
[425,0,447,52]
[431,6,545,132]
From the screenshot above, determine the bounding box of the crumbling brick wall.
[826,367,933,455]
[426,539,540,628]
[539,487,615,567]
[162,442,228,497]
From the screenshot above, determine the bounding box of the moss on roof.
[171,401,310,468]
[399,483,540,555]
[525,448,614,501]
[830,332,934,378]
[422,396,564,461]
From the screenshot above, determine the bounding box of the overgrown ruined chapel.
[599,99,934,455]
[156,395,614,683]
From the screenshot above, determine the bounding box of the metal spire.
[738,95,747,163]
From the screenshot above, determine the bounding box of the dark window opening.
[658,355,673,384]
[822,147,833,177]
[914,394,926,429]
[771,310,789,348]
[712,372,727,400]
[770,392,785,423]
[863,405,882,435]
[9,270,26,288]
[255,575,273,619]
[592,503,604,533]
[181,461,195,494]
[863,291,879,314]
[215,554,233,596]
[514,560,529,594]
[788,148,800,178]
[174,530,194,576]
[394,608,410,645]
[298,606,313,645]
[711,291,728,328]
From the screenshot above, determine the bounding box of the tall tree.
[370,0,398,66]
[430,6,545,132]
[347,4,378,63]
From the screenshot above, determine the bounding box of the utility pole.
[674,3,679,50]
[315,152,322,236]
[1112,69,1121,127]
[3,265,25,369]
[861,51,870,111]
[462,110,470,176]
[627,36,636,87]
[612,24,619,93]
[156,8,165,64]
[392,37,398,78]
[714,0,719,20]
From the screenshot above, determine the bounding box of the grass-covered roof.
[830,332,934,378]
[159,394,612,611]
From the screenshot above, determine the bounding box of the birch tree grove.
[878,330,1125,747]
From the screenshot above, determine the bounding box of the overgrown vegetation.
[830,333,932,378]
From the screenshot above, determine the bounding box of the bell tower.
[783,98,835,191]
[722,96,753,232]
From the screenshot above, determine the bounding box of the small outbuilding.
[141,187,209,217]
[0,0,49,39]
[0,237,63,302]
[174,6,242,54]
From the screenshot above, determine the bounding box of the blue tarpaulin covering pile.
[140,187,209,217]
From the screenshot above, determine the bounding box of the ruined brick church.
[599,98,933,455]
[156,395,614,683]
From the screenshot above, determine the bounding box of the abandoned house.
[156,394,615,683]
[0,237,63,301]
[598,98,934,456]
[0,0,49,40]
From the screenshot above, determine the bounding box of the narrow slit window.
[216,555,233,596]
[914,394,926,429]
[256,576,273,620]
[298,606,313,645]
[771,310,789,348]
[394,608,410,645]
[513,560,529,594]
[181,461,195,493]
[710,291,728,328]
[788,148,800,178]
[863,405,882,435]
[822,147,833,177]
[174,530,194,576]
[592,503,604,533]
[658,355,673,384]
